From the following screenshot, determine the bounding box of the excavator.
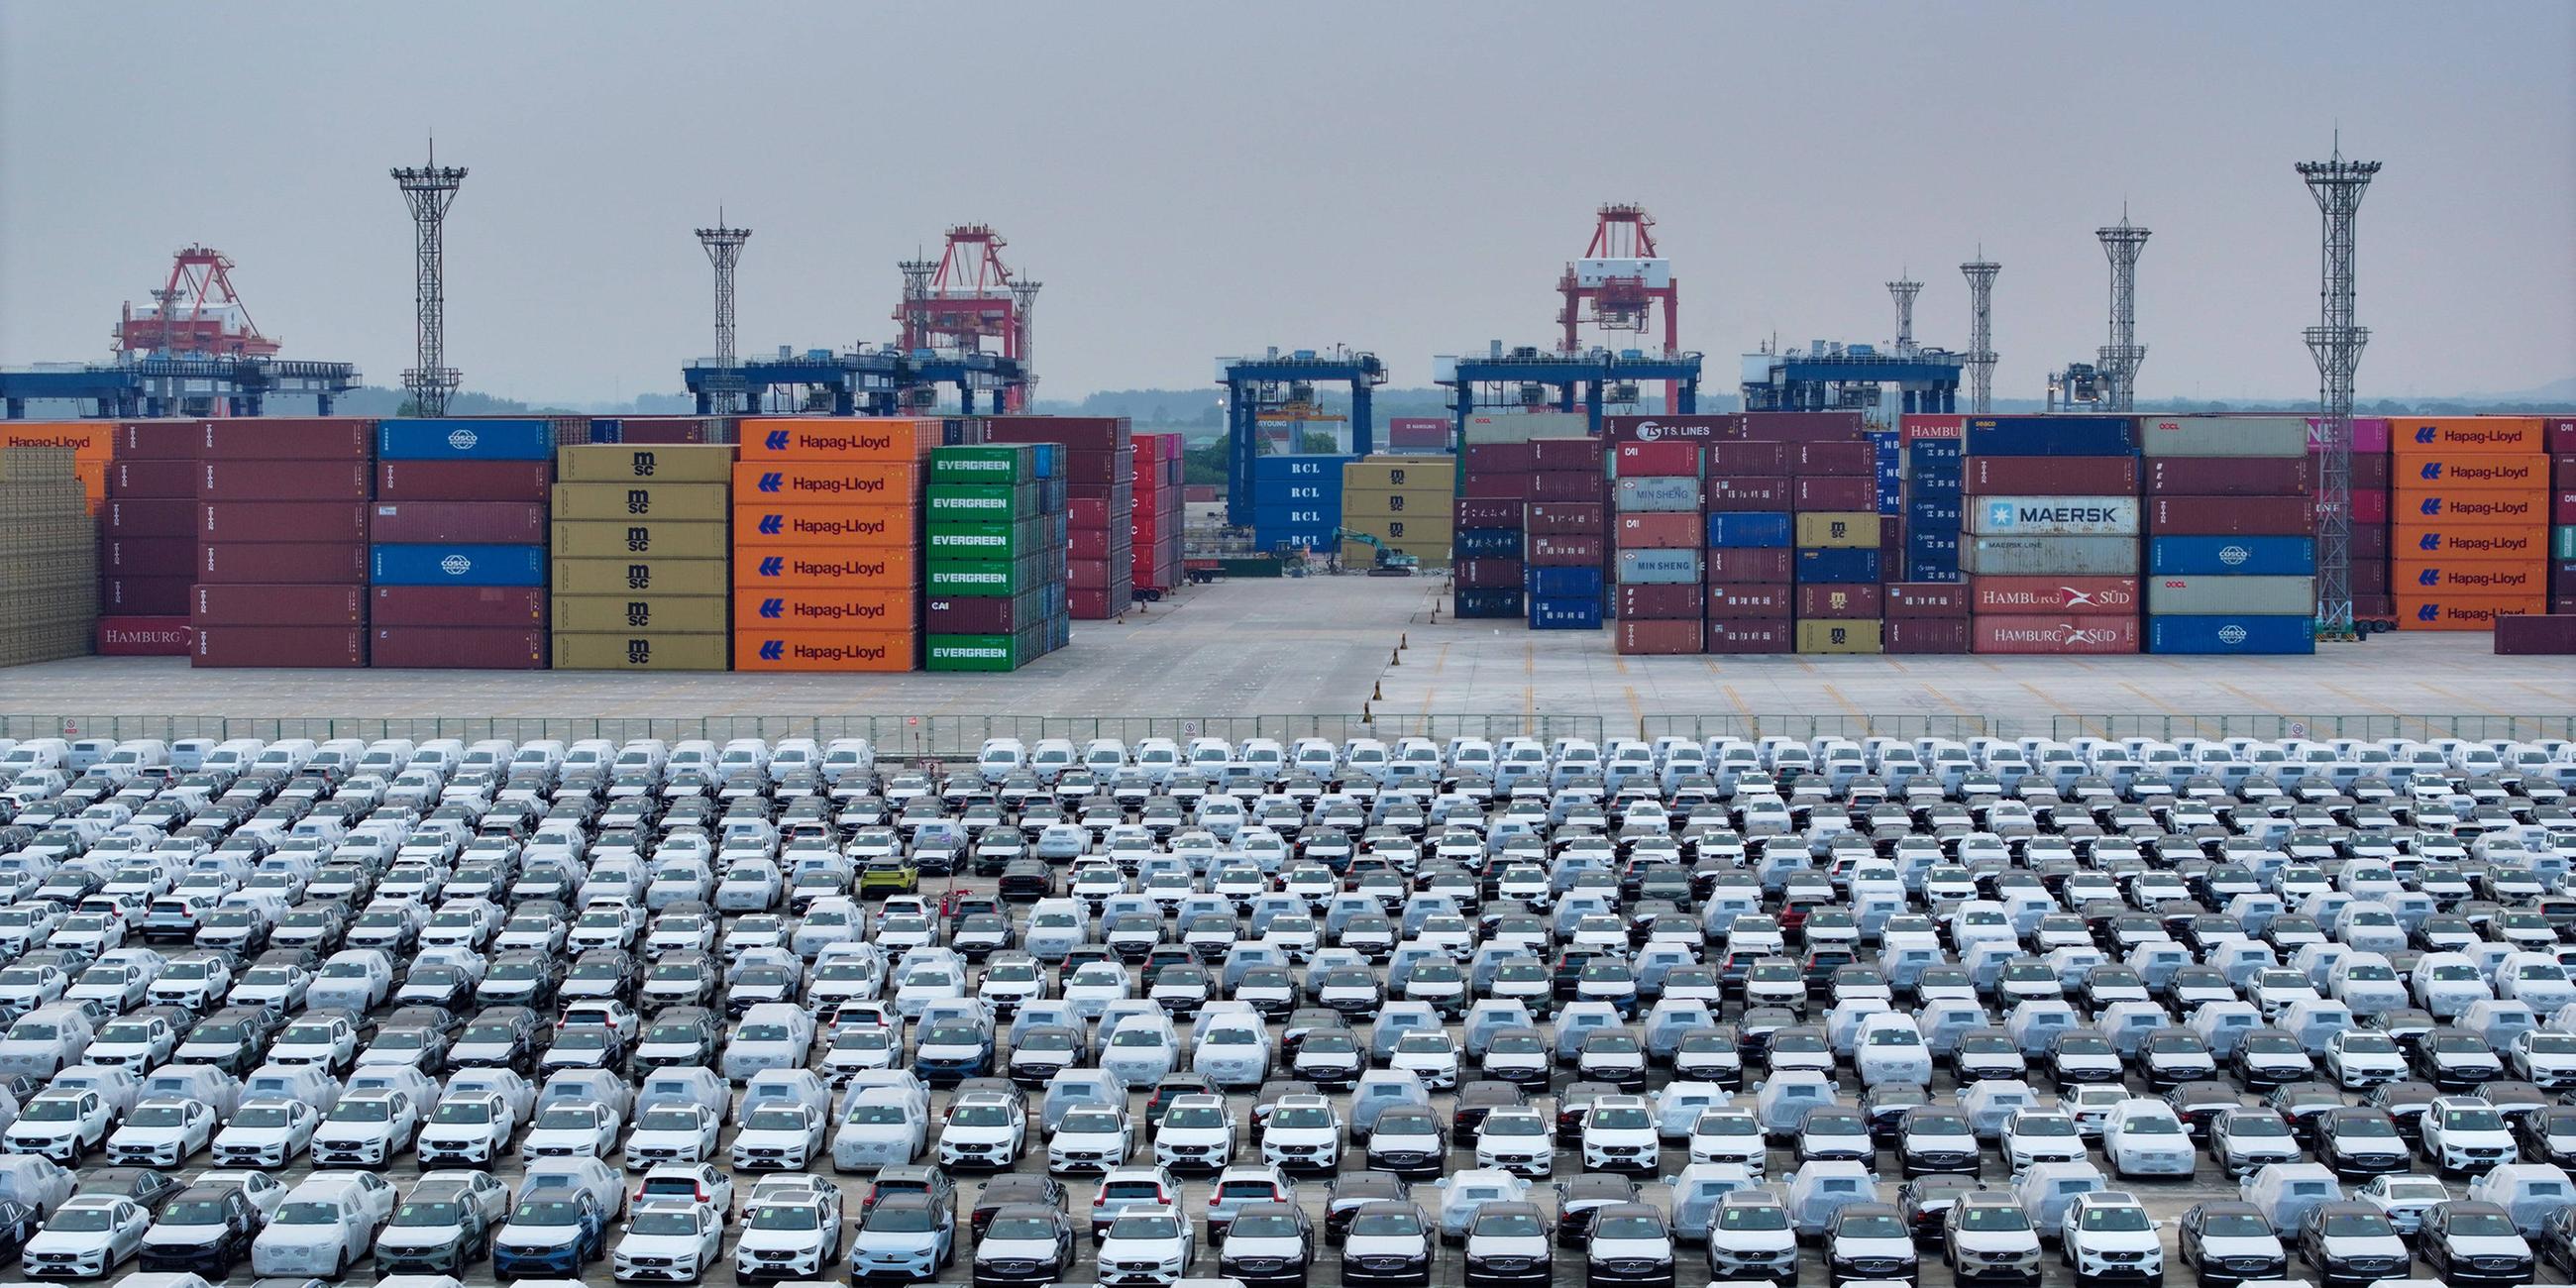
[1330,529,1420,577]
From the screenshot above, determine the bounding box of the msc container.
[1705,548,1793,584]
[376,419,552,461]
[551,482,730,523]
[2146,575,2315,615]
[1883,618,1971,653]
[1614,584,1704,619]
[192,584,366,627]
[1704,619,1794,653]
[2146,536,2316,577]
[370,543,548,588]
[200,502,369,543]
[1795,620,1883,654]
[192,625,366,668]
[197,542,370,585]
[1961,457,2141,496]
[1795,584,1881,619]
[1705,586,1791,618]
[2146,496,2315,535]
[1615,618,1704,655]
[737,417,937,463]
[1704,513,1791,548]
[371,586,548,628]
[551,631,731,671]
[369,502,547,544]
[1963,416,2137,458]
[1960,536,2141,578]
[549,595,728,635]
[733,629,915,673]
[1793,512,1882,547]
[1967,496,2140,537]
[376,460,552,502]
[1970,615,2142,655]
[2388,417,2545,455]
[556,444,733,483]
[2136,416,2311,458]
[550,521,730,561]
[2146,615,2316,655]
[370,627,547,669]
[1616,549,1703,585]
[551,557,728,596]
[2144,457,2315,496]
[1614,476,1701,512]
[1793,548,1879,584]
[197,460,375,501]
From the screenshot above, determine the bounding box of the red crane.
[1556,204,1681,408]
[116,245,281,358]
[894,224,1038,411]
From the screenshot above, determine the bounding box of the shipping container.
[1703,619,1794,653]
[2388,417,2545,456]
[2145,535,2315,577]
[731,503,917,548]
[197,459,375,501]
[2144,575,2314,615]
[556,444,733,483]
[2396,456,2548,490]
[371,543,548,588]
[198,419,372,461]
[200,502,369,543]
[2143,457,2314,496]
[1793,548,1879,584]
[1524,502,1603,534]
[101,500,195,538]
[1615,549,1702,585]
[2396,561,2550,595]
[372,586,548,628]
[1612,476,1696,511]
[1703,512,1791,548]
[551,558,728,596]
[369,627,547,670]
[2146,495,2316,535]
[1883,583,1972,617]
[376,460,552,501]
[1527,534,1605,565]
[1961,457,2141,496]
[550,520,729,561]
[730,461,917,507]
[193,625,366,668]
[1701,477,1793,511]
[99,576,192,616]
[549,482,729,523]
[731,629,915,673]
[192,584,366,627]
[368,501,547,544]
[1602,414,1742,445]
[2394,487,2548,525]
[1970,615,2142,655]
[1795,584,1881,619]
[2397,595,2545,631]
[2494,614,2576,655]
[738,417,937,463]
[197,542,370,585]
[1883,618,1970,653]
[1614,618,1705,654]
[1963,416,2137,458]
[1795,620,1883,654]
[2136,416,2310,458]
[1791,477,1877,511]
[2145,615,2316,655]
[2393,524,2547,560]
[1966,496,2140,537]
[1527,596,1604,630]
[107,459,195,497]
[1704,548,1794,584]
[1614,584,1704,619]
[1961,536,2143,578]
[738,546,922,590]
[108,421,201,460]
[549,594,728,634]
[551,631,731,671]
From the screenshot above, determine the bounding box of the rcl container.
[1970,615,2142,654]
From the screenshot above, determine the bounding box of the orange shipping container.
[731,544,916,589]
[2391,456,2549,490]
[730,588,916,630]
[2397,594,2544,630]
[2391,558,2549,595]
[2389,416,2544,456]
[2389,523,2547,560]
[731,461,919,505]
[731,629,915,673]
[732,501,918,548]
[0,422,116,461]
[736,417,937,464]
[2390,486,2548,526]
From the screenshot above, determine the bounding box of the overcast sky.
[4,3,2569,404]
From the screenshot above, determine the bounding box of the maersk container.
[2136,415,2311,459]
[2146,614,2316,655]
[1528,596,1604,630]
[1963,415,2137,458]
[1959,535,2141,578]
[2146,535,2317,577]
[1794,548,1879,584]
[2146,575,2315,615]
[370,542,548,587]
[376,418,555,461]
[1967,496,2141,537]
[1704,513,1791,548]
[1615,548,1703,585]
[1526,566,1605,598]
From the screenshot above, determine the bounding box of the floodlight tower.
[2095,212,2149,411]
[1886,274,1921,356]
[696,214,751,413]
[1960,254,1999,413]
[2301,139,2381,641]
[391,141,467,415]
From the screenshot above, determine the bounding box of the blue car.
[490,1185,609,1278]
[912,1019,996,1085]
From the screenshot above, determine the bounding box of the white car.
[2508,1028,2576,1089]
[2321,1029,2410,1089]
[1581,1095,1662,1173]
[105,1097,216,1168]
[1686,1108,1767,1174]
[1430,1168,1531,1240]
[731,1185,844,1282]
[2101,1100,2195,1179]
[1154,1094,1238,1173]
[612,1200,724,1283]
[4,1088,111,1162]
[1472,1107,1554,1178]
[417,1091,514,1167]
[522,1102,622,1162]
[1385,1030,1461,1091]
[22,1193,152,1279]
[630,1161,735,1224]
[2419,1097,2518,1174]
[1049,1105,1134,1175]
[1094,1204,1194,1283]
[210,1096,318,1167]
[625,1102,723,1170]
[729,1102,825,1171]
[829,1090,924,1172]
[2060,1190,2164,1284]
[937,1092,1027,1170]
[1258,1095,1342,1173]
[312,1088,423,1166]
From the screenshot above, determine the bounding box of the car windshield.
[750,1203,821,1231]
[275,1200,342,1226]
[2123,1115,2182,1134]
[2323,1214,2391,1237]
[852,1104,909,1125]
[640,1108,701,1130]
[952,1104,1014,1127]
[1474,1212,1545,1237]
[1593,1107,1651,1130]
[536,1107,596,1129]
[2448,1212,2518,1237]
[1597,1215,1664,1239]
[234,1105,293,1128]
[514,1199,582,1226]
[1274,1106,1335,1128]
[634,1208,701,1235]
[48,1206,118,1232]
[748,1108,805,1131]
[1110,1214,1179,1239]
[22,1098,80,1123]
[2203,1212,2273,1237]
[2336,1116,2396,1137]
[393,1201,462,1227]
[433,1101,490,1124]
[2081,1206,2150,1233]
[1165,1106,1226,1128]
[1839,1214,1906,1239]
[1961,1205,2029,1232]
[2443,1108,2506,1131]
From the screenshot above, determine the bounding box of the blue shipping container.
[2146,535,2317,577]
[1454,590,1527,618]
[2146,614,2316,655]
[1705,512,1792,548]
[1456,530,1525,559]
[1253,479,1344,505]
[1250,504,1339,531]
[1907,533,1963,560]
[1528,596,1604,630]
[1249,455,1354,480]
[376,418,555,461]
[1794,547,1879,584]
[1908,441,1964,465]
[1963,415,2138,458]
[1904,563,1964,583]
[1525,566,1604,598]
[1907,498,1964,529]
[371,542,548,587]
[1252,528,1336,552]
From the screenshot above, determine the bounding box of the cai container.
[2146,575,2315,616]
[376,418,555,461]
[370,627,548,670]
[1969,615,2142,655]
[2145,536,2316,577]
[2146,615,2316,655]
[1961,456,2141,496]
[1960,536,2141,578]
[2136,415,2310,458]
[192,584,366,627]
[192,625,366,668]
[370,543,548,588]
[372,586,548,628]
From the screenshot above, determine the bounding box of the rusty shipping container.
[1704,619,1794,653]
[193,625,366,667]
[1883,583,1971,618]
[1961,456,2140,497]
[200,502,370,543]
[1614,584,1704,619]
[1795,584,1882,619]
[1705,586,1791,618]
[1704,548,1793,584]
[197,460,375,501]
[198,418,374,461]
[1883,618,1971,653]
[1614,618,1704,655]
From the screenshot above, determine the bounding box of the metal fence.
[2049,713,2576,743]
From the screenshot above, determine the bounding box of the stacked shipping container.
[1339,456,1456,571]
[1132,433,1184,593]
[730,417,925,672]
[925,442,1069,671]
[368,419,552,669]
[0,448,98,667]
[2309,417,2395,626]
[1247,454,1348,554]
[2391,416,2551,629]
[1898,416,1966,582]
[1960,416,2143,655]
[1453,440,1534,619]
[1790,439,1884,655]
[1526,438,1608,629]
[0,422,110,512]
[1608,438,1702,653]
[2556,418,2576,612]
[984,417,1132,619]
[96,422,198,653]
[550,443,733,671]
[2141,415,2317,655]
[191,419,374,668]
[1700,439,1793,654]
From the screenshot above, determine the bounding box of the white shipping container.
[2145,575,2316,616]
[1960,536,2141,578]
[2137,415,2311,459]
[1968,496,2140,537]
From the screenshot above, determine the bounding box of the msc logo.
[446,427,479,452]
[2216,624,2248,646]
[438,554,472,577]
[626,638,652,665]
[631,451,656,477]
[624,564,652,590]
[1828,626,1849,645]
[625,601,651,628]
[2414,426,2436,444]
[2419,463,2442,481]
[627,488,651,515]
[2217,544,2250,567]
[1828,520,1852,539]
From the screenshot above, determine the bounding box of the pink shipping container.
[1970,615,2141,655]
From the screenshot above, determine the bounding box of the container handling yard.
[6,8,2576,1288]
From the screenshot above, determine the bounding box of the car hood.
[2196,1234,2282,1256]
[980,1236,1062,1258]
[374,1226,466,1250]
[620,1234,706,1255]
[1592,1236,1671,1259]
[853,1232,937,1254]
[496,1222,587,1249]
[2445,1233,2532,1256]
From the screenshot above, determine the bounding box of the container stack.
[2308,417,2396,626]
[0,422,111,513]
[926,441,1068,671]
[2391,416,2551,630]
[1791,440,1885,655]
[731,418,926,672]
[95,422,199,654]
[1132,433,1185,594]
[2141,415,2318,655]
[2554,418,2576,613]
[1605,438,1702,652]
[550,442,733,671]
[366,419,552,669]
[1882,582,1972,653]
[1385,416,1453,454]
[1248,454,1350,555]
[0,447,98,667]
[1960,415,2143,655]
[1339,455,1457,571]
[1898,415,1966,582]
[984,417,1132,619]
[190,419,374,668]
[1451,494,1527,620]
[1702,441,1795,654]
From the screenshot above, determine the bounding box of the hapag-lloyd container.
[731,629,914,674]
[1961,457,2141,496]
[2146,575,2315,615]
[1960,536,2140,577]
[1967,496,2140,537]
[2146,615,2316,654]
[2395,488,2549,525]
[2397,457,2549,490]
[1616,549,1702,585]
[2398,562,2550,595]
[1971,615,2142,654]
[2392,525,2547,559]
[2388,417,2545,455]
[737,416,938,463]
[2146,496,2315,535]
[2136,415,2310,458]
[2145,458,2314,496]
[727,589,917,630]
[2398,594,2545,630]
[2146,536,2315,577]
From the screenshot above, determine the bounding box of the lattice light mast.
[1886,274,1922,356]
[1960,254,1999,414]
[2301,140,2380,640]
[391,142,467,415]
[2095,212,2149,411]
[696,214,751,413]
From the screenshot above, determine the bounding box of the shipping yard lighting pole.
[696,215,751,414]
[1961,254,1999,414]
[2095,213,2149,411]
[391,141,467,416]
[2301,139,2380,641]
[1886,274,1921,356]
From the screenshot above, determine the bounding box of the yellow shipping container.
[551,594,731,634]
[551,520,730,560]
[556,443,738,483]
[550,483,731,523]
[1341,487,1455,521]
[1794,512,1881,549]
[552,631,731,671]
[1795,620,1883,653]
[1342,459,1456,491]
[551,557,731,596]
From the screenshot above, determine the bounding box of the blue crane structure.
[683,347,1028,416]
[1,356,362,419]
[1218,349,1387,528]
[1740,343,1961,414]
[1433,345,1704,450]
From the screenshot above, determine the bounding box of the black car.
[1463,1202,1553,1288]
[2295,1202,2413,1288]
[450,1004,551,1072]
[1341,1199,1434,1287]
[2415,1200,2534,1288]
[1324,1174,1408,1246]
[76,1166,187,1215]
[1865,1083,1931,1147]
[1555,1174,1643,1247]
[1898,1107,1982,1177]
[632,1006,722,1074]
[971,1202,1075,1288]
[1826,1202,1921,1285]
[2515,1103,2576,1166]
[0,1198,37,1265]
[967,1175,1066,1244]
[1453,1081,1528,1138]
[2364,1079,2442,1140]
[2413,1030,2506,1093]
[2178,1200,2289,1288]
[1898,1177,1982,1244]
[2315,1107,2412,1178]
[138,1184,260,1275]
[996,860,1056,902]
[1363,1107,1448,1180]
[1218,1201,1316,1288]
[564,948,640,1002]
[1581,1202,1675,1288]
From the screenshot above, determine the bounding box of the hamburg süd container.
[1970,615,2142,655]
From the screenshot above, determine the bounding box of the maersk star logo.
[446,427,478,452]
[1986,501,2015,529]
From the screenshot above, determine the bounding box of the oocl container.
[2145,575,2314,615]
[2136,415,2310,458]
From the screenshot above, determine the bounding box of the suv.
[2060,1190,2163,1287]
[1463,1201,1553,1288]
[1583,1202,1675,1288]
[1943,1191,2043,1288]
[1825,1202,1918,1287]
[2295,1201,2413,1288]
[2176,1200,2288,1288]
[1342,1199,1434,1288]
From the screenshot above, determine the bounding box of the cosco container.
[2145,536,2316,577]
[371,543,548,588]
[376,418,555,461]
[2146,575,2315,615]
[2145,615,2316,655]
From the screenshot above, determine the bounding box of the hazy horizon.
[4,3,2570,406]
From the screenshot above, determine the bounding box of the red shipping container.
[2346,455,2390,488]
[2356,594,2400,619]
[198,542,369,585]
[96,616,192,656]
[1069,529,1113,561]
[1962,456,2141,495]
[1970,577,2140,612]
[108,460,196,497]
[1614,585,1704,619]
[1705,548,1793,584]
[1705,586,1791,618]
[1529,472,1604,502]
[1614,512,1700,549]
[371,586,547,628]
[102,500,195,538]
[1793,476,1876,510]
[981,416,1130,452]
[1612,441,1700,478]
[1604,414,1743,444]
[1789,442,1876,476]
[101,539,195,574]
[1796,584,1882,619]
[2147,495,2314,535]
[2495,614,2576,655]
[1453,559,1524,590]
[1971,615,2142,654]
[1745,411,1867,443]
[1463,443,1536,474]
[200,501,369,543]
[370,627,547,670]
[199,418,373,461]
[1067,559,1118,590]
[198,459,375,501]
[192,625,366,668]
[1884,583,1972,617]
[2351,560,2390,595]
[2352,526,2390,558]
[2555,489,2576,527]
[612,422,715,444]
[1525,502,1605,535]
[193,584,367,627]
[100,576,192,615]
[1068,589,1129,619]
[376,460,554,502]
[1528,534,1604,566]
[1900,415,1967,443]
[2145,457,2314,496]
[367,502,547,544]
[1702,478,1792,511]
[111,421,202,460]
[1530,439,1601,472]
[1705,619,1795,652]
[2550,419,2576,453]
[1454,498,1524,526]
[1616,618,1704,654]
[1707,442,1790,476]
[1050,450,1125,485]
[1463,473,1533,500]
[927,597,1031,634]
[1068,498,1111,529]
[2345,489,2389,524]
[1884,618,1971,653]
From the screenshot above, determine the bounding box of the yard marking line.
[2509,681,2569,703]
[1722,684,1754,720]
[2216,681,2281,714]
[1420,645,1449,717]
[2020,681,2082,737]
[1928,676,1980,718]
[2421,681,2510,716]
[1821,683,1868,720]
[1623,685,1645,728]
[2123,681,2187,718]
[2318,680,2381,710]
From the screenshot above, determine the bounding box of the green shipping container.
[927,446,1037,485]
[925,557,1056,597]
[925,523,1046,556]
[924,484,1035,518]
[924,632,1028,672]
[2554,525,2575,560]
